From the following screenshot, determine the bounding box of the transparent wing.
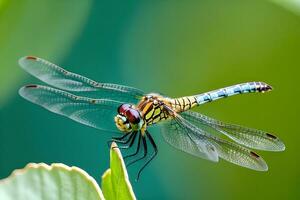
[181,111,285,151]
[207,134,268,171]
[19,56,145,103]
[161,113,268,171]
[161,118,219,162]
[19,84,122,133]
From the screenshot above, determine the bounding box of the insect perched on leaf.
[19,56,285,180]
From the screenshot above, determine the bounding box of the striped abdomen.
[171,82,272,112]
[170,96,198,113]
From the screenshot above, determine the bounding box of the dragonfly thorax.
[114,104,145,133]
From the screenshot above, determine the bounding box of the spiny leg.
[112,132,131,140]
[124,132,142,160]
[114,131,135,145]
[126,133,148,167]
[117,131,138,150]
[107,132,131,147]
[109,131,136,150]
[136,130,158,181]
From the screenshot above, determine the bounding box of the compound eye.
[118,104,131,115]
[126,109,141,124]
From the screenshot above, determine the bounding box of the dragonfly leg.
[112,132,131,140]
[117,131,138,149]
[136,130,158,181]
[126,134,148,167]
[107,132,131,148]
[124,132,142,160]
[113,132,135,147]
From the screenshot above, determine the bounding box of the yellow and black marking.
[137,94,172,126]
[142,103,168,125]
[136,94,199,126]
[171,96,198,113]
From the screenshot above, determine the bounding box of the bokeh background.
[0,0,299,199]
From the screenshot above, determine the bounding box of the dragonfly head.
[114,104,144,132]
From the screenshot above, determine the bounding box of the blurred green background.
[0,0,299,199]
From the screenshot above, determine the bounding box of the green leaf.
[0,143,137,200]
[0,163,105,200]
[0,0,92,107]
[102,142,137,200]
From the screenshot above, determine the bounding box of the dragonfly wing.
[207,134,268,171]
[181,111,285,151]
[19,56,145,103]
[19,84,122,133]
[161,113,268,171]
[161,118,219,162]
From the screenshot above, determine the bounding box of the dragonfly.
[19,56,285,180]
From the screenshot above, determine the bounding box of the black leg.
[107,132,131,148]
[124,132,142,160]
[112,132,131,140]
[126,134,148,167]
[117,131,138,149]
[136,131,158,181]
[109,132,135,150]
[112,131,136,150]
